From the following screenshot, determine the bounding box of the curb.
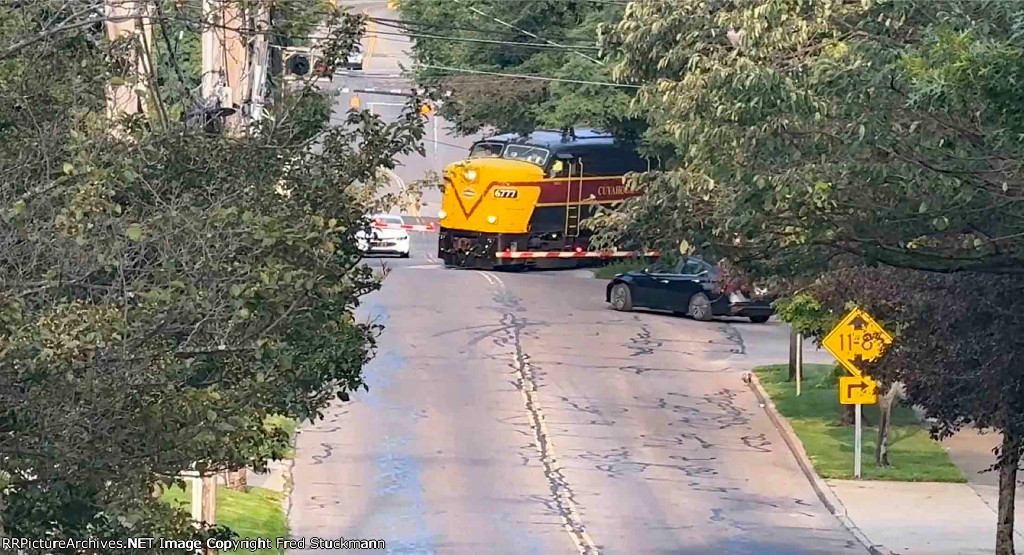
[743,371,893,555]
[283,431,298,526]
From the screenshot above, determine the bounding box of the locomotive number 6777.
[437,128,658,270]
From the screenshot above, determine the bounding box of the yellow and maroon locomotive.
[438,129,656,269]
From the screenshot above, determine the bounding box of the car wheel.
[749,315,770,324]
[688,292,713,321]
[611,283,633,312]
[400,252,410,258]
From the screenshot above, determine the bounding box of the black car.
[605,257,774,323]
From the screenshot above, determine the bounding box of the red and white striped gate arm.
[373,222,438,232]
[495,250,661,260]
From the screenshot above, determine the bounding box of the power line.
[450,0,603,65]
[414,64,639,88]
[365,29,602,50]
[370,16,599,44]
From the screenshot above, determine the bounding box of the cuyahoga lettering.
[597,185,627,196]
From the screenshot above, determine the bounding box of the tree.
[599,0,1024,278]
[0,0,424,548]
[805,268,1024,555]
[400,0,640,137]
[602,1,1024,551]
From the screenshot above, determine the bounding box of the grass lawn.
[755,364,967,482]
[163,485,288,554]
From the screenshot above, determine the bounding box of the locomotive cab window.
[503,145,550,167]
[469,142,504,158]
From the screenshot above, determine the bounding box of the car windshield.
[374,215,403,225]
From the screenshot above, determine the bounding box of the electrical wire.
[365,28,602,50]
[450,0,602,65]
[414,64,639,88]
[370,16,599,44]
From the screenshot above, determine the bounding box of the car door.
[641,259,689,310]
[627,260,674,308]
[662,258,707,312]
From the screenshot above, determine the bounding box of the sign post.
[822,307,893,479]
[795,333,803,396]
[854,402,862,478]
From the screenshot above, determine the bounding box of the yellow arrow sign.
[822,307,893,377]
[839,376,878,405]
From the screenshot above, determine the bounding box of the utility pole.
[202,0,258,130]
[104,0,153,120]
[197,3,272,543]
[243,3,271,124]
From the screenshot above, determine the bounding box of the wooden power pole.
[104,0,153,119]
[202,0,270,131]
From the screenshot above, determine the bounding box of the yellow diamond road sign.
[822,307,893,377]
[839,376,878,405]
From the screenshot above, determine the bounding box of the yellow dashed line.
[364,18,378,66]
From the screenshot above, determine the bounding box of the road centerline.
[486,278,599,555]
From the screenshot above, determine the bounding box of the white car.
[356,214,410,258]
[341,48,364,71]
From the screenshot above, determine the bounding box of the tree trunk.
[996,433,1020,555]
[840,404,855,425]
[841,404,872,427]
[875,382,901,467]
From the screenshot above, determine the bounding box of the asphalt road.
[289,3,864,553]
[289,234,862,555]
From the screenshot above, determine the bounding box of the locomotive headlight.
[438,209,447,219]
[464,169,478,182]
[487,215,497,224]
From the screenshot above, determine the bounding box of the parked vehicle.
[356,215,410,258]
[605,257,774,323]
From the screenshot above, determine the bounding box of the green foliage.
[593,259,649,280]
[600,0,1024,278]
[400,0,639,136]
[773,293,837,346]
[0,0,424,547]
[756,364,966,482]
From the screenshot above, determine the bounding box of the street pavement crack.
[489,282,599,555]
[722,324,746,354]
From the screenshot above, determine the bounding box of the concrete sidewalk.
[824,428,1022,554]
[247,459,290,493]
